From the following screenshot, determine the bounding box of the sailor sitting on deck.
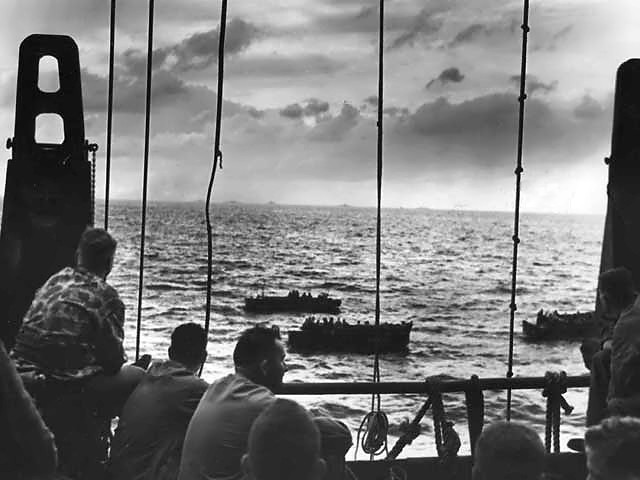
[311,410,356,480]
[0,338,57,477]
[586,267,638,426]
[178,325,287,480]
[109,322,209,480]
[585,416,640,480]
[11,227,146,478]
[241,399,326,480]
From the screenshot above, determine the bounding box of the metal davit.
[0,34,94,346]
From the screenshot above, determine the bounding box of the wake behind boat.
[244,290,341,314]
[287,316,412,354]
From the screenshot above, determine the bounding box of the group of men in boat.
[1,227,640,479]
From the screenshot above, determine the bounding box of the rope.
[542,371,573,453]
[386,394,431,460]
[104,0,116,231]
[356,411,389,457]
[135,0,155,361]
[506,0,530,421]
[200,0,228,377]
[431,384,460,471]
[358,0,387,459]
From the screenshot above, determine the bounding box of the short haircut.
[247,399,321,480]
[233,325,281,368]
[170,323,207,365]
[585,416,640,479]
[473,421,545,480]
[599,267,636,308]
[76,228,117,273]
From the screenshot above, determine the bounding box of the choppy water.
[99,202,601,457]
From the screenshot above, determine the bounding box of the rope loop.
[356,410,389,457]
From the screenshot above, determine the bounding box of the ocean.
[100,201,601,457]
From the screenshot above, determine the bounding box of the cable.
[200,0,228,376]
[506,0,530,420]
[104,0,116,231]
[135,0,154,361]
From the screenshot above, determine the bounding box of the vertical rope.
[372,0,384,392]
[356,0,388,461]
[506,0,530,420]
[104,0,116,231]
[135,0,154,361]
[200,0,228,377]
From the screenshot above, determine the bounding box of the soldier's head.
[585,416,640,480]
[598,267,636,316]
[169,323,208,372]
[312,413,353,480]
[233,325,287,391]
[472,421,545,480]
[76,228,117,279]
[242,399,325,480]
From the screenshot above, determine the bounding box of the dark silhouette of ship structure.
[244,289,341,314]
[288,316,412,354]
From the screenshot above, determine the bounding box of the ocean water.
[99,202,601,457]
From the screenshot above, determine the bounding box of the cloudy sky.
[1,0,639,213]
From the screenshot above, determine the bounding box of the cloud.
[388,7,445,50]
[280,103,304,119]
[573,94,605,119]
[449,24,489,47]
[426,67,465,89]
[119,18,260,77]
[307,103,360,142]
[280,99,330,120]
[304,99,330,116]
[227,53,346,78]
[532,25,574,52]
[509,74,557,95]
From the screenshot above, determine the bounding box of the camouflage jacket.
[12,267,126,381]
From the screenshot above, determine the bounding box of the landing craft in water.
[244,290,341,314]
[522,310,603,341]
[287,316,412,354]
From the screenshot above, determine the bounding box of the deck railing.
[278,373,591,460]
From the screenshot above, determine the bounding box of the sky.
[1,0,639,214]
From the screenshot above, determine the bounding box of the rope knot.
[542,371,568,397]
[542,371,574,453]
[216,149,223,169]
